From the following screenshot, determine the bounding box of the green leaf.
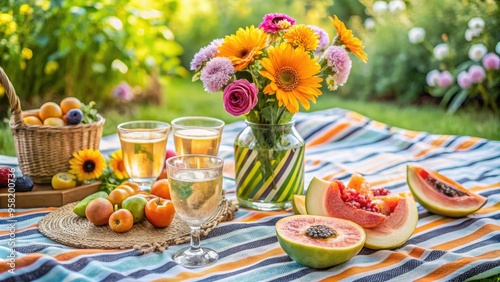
[440,85,460,107]
[447,89,469,115]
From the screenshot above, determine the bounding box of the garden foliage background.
[0,0,499,156]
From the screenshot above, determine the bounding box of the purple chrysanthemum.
[468,65,485,83]
[200,57,235,93]
[482,52,500,70]
[308,25,330,52]
[323,46,352,89]
[258,13,295,33]
[190,38,224,71]
[437,71,454,88]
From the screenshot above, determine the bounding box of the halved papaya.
[407,165,487,217]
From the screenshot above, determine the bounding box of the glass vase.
[234,120,305,211]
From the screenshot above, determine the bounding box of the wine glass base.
[172,247,219,268]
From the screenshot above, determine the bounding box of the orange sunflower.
[259,43,323,113]
[69,148,107,181]
[283,24,319,51]
[109,149,129,180]
[217,25,268,71]
[329,15,368,63]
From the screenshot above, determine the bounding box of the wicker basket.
[1,67,105,184]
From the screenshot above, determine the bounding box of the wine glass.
[171,116,224,156]
[117,120,170,191]
[166,154,224,267]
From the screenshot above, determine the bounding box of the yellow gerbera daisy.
[330,15,368,63]
[259,43,323,114]
[109,150,129,180]
[283,24,319,51]
[69,148,107,181]
[217,25,268,71]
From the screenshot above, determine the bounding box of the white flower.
[364,17,375,30]
[389,0,406,13]
[496,41,500,54]
[433,44,449,61]
[468,43,488,61]
[408,27,425,44]
[426,70,441,87]
[464,29,481,42]
[468,17,485,33]
[372,1,388,13]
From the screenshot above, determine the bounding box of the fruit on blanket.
[85,198,114,226]
[122,195,148,223]
[0,166,14,187]
[364,192,419,249]
[66,108,83,125]
[109,209,134,233]
[407,165,487,217]
[145,197,176,228]
[14,176,34,192]
[292,195,307,215]
[306,177,386,228]
[276,215,365,269]
[150,179,171,200]
[51,172,77,190]
[39,101,63,121]
[73,191,109,217]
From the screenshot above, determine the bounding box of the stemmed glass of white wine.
[166,154,224,267]
[171,116,224,156]
[117,120,170,191]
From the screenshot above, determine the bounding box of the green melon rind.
[364,195,419,250]
[292,195,307,215]
[305,177,331,216]
[406,165,487,217]
[276,215,366,269]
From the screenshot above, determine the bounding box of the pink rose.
[223,79,258,116]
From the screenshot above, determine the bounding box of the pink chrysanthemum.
[308,25,330,53]
[200,57,235,93]
[482,53,500,70]
[468,65,485,83]
[190,38,224,71]
[323,46,352,90]
[258,13,295,33]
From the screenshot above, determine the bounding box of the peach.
[85,198,114,226]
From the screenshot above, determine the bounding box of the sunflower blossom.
[284,24,319,51]
[330,15,368,63]
[109,150,129,180]
[217,25,267,71]
[69,148,107,181]
[259,43,323,113]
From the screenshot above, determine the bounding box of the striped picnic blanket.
[1,108,499,281]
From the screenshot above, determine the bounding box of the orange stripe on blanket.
[475,202,500,215]
[54,249,121,261]
[431,224,500,251]
[238,210,289,223]
[414,217,456,234]
[430,135,452,146]
[321,251,418,281]
[0,253,44,274]
[455,137,482,151]
[153,247,284,282]
[414,250,500,282]
[306,122,350,148]
[470,182,500,192]
[0,224,37,235]
[0,207,55,218]
[321,169,347,181]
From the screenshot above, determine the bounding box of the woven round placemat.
[39,196,237,253]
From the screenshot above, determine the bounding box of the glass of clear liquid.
[171,116,224,156]
[166,154,224,267]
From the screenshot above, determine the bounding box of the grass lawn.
[1,76,499,157]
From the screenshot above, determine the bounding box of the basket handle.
[0,66,23,129]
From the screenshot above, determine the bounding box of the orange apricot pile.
[22,97,82,126]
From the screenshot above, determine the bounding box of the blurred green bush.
[0,0,184,117]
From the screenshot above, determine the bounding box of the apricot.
[24,116,42,125]
[60,97,82,114]
[109,209,134,233]
[85,198,114,226]
[108,188,130,207]
[43,117,66,126]
[39,102,63,121]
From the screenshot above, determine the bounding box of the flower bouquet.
[191,13,367,210]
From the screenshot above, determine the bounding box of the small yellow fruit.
[43,117,66,126]
[23,116,43,125]
[51,172,77,190]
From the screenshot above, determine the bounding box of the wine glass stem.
[189,226,202,254]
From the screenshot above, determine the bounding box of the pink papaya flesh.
[407,165,487,217]
[325,181,387,228]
